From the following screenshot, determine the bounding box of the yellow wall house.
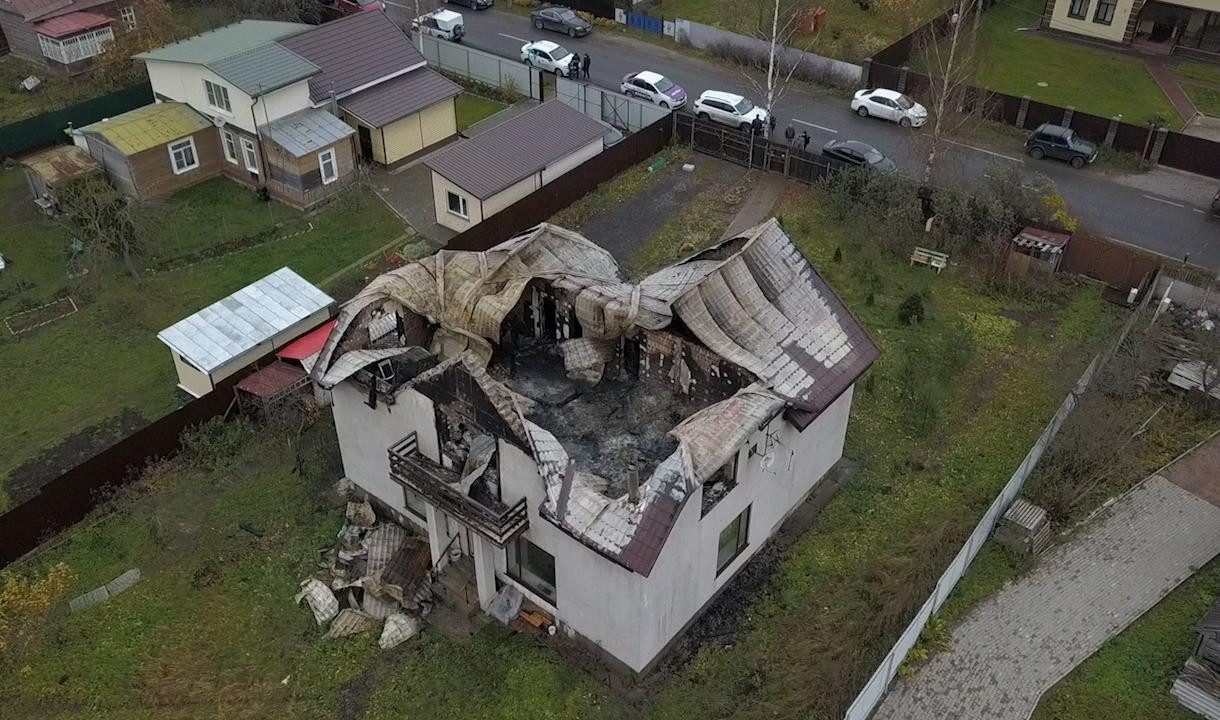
[425,100,608,233]
[1044,0,1220,48]
[157,267,335,397]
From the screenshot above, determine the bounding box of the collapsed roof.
[312,220,878,575]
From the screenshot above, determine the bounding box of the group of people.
[568,52,592,79]
[749,115,812,150]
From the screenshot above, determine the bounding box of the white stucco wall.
[144,59,311,134]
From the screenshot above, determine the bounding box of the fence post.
[1149,126,1169,165]
[861,57,873,87]
[1015,95,1030,129]
[1061,105,1074,129]
[1104,116,1120,147]
[898,65,909,93]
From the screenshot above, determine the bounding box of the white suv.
[521,40,578,77]
[694,90,768,130]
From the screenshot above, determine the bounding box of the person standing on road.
[751,115,763,136]
[784,124,796,145]
[801,130,811,152]
[568,54,580,78]
[767,115,776,139]
[582,53,591,79]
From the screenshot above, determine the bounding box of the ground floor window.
[1067,0,1088,18]
[716,506,750,575]
[222,130,239,164]
[507,536,556,605]
[319,148,338,185]
[446,191,469,219]
[404,489,427,520]
[240,137,259,174]
[167,137,199,174]
[1093,0,1115,24]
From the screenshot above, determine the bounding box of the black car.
[821,139,897,173]
[531,6,592,37]
[447,0,492,9]
[1024,123,1098,169]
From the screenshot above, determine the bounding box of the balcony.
[388,432,528,547]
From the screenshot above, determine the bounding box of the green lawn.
[972,0,1183,127]
[0,171,403,509]
[1185,84,1220,118]
[643,0,947,63]
[455,93,508,133]
[1032,556,1220,720]
[0,56,119,126]
[1171,60,1220,87]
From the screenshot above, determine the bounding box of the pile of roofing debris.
[308,219,878,576]
[294,498,432,649]
[1157,304,1219,404]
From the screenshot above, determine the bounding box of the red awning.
[277,318,336,361]
[36,11,112,38]
[236,361,308,399]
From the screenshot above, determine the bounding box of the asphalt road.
[390,3,1220,270]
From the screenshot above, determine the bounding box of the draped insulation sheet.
[312,219,878,575]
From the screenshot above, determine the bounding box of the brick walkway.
[1146,61,1199,123]
[874,434,1220,720]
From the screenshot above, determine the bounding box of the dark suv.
[1024,123,1098,169]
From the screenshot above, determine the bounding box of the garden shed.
[19,145,101,215]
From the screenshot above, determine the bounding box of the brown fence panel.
[1023,100,1063,130]
[904,70,933,97]
[0,374,245,568]
[1158,131,1220,179]
[1112,121,1151,155]
[984,91,1023,125]
[1060,234,1162,290]
[447,115,673,252]
[867,62,902,90]
[1068,111,1110,143]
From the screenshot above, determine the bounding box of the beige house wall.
[343,98,457,166]
[418,98,457,148]
[1048,0,1136,41]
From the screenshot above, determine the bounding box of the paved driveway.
[874,433,1220,720]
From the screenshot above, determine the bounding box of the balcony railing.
[388,432,528,547]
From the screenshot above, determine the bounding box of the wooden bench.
[910,247,949,273]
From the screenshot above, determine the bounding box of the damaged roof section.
[312,219,878,576]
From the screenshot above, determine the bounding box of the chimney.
[627,460,639,505]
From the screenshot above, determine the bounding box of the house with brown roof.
[0,0,135,74]
[425,100,608,233]
[309,219,880,674]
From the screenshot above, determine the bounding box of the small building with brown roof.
[424,100,608,233]
[19,144,101,214]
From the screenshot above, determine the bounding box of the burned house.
[310,219,879,673]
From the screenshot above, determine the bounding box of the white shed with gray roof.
[157,267,334,397]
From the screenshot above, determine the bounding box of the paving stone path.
[874,434,1220,720]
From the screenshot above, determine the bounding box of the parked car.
[413,9,464,42]
[447,0,492,9]
[821,139,897,173]
[521,40,579,77]
[850,88,927,128]
[597,120,624,148]
[620,71,686,109]
[693,90,768,130]
[325,0,384,14]
[531,6,592,37]
[1024,123,1098,169]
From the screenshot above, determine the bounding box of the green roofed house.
[71,13,460,208]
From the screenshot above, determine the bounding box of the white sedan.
[693,90,768,130]
[521,40,578,77]
[850,88,927,128]
[620,70,687,109]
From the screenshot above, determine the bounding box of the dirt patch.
[4,408,149,505]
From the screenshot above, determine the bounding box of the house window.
[318,148,338,185]
[701,456,739,517]
[446,191,468,218]
[404,489,427,520]
[1093,0,1115,24]
[507,536,556,605]
[37,26,113,64]
[240,137,259,174]
[1067,0,1088,19]
[167,137,199,174]
[204,79,231,113]
[120,5,137,30]
[716,506,750,575]
[222,130,239,164]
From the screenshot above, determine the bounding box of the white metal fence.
[554,77,669,133]
[842,301,1145,720]
[420,35,544,100]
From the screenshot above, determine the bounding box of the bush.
[703,38,855,90]
[0,563,75,662]
[898,293,925,325]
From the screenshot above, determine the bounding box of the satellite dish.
[212,114,226,128]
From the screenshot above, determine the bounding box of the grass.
[971,0,1183,127]
[0,419,621,719]
[641,0,948,63]
[1184,84,1220,118]
[0,171,403,509]
[1032,555,1220,720]
[0,56,122,126]
[627,166,742,276]
[454,93,508,133]
[1171,60,1220,87]
[643,186,1121,719]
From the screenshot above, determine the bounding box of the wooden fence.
[674,111,843,183]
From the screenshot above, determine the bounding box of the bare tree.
[912,0,987,187]
[93,0,183,87]
[56,177,165,278]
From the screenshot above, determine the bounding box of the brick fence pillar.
[1149,127,1169,165]
[1104,116,1120,147]
[861,57,872,88]
[1061,105,1074,128]
[898,65,909,93]
[1016,95,1030,128]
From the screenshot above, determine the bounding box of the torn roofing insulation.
[311,219,879,576]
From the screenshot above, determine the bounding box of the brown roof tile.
[338,68,461,127]
[278,11,425,104]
